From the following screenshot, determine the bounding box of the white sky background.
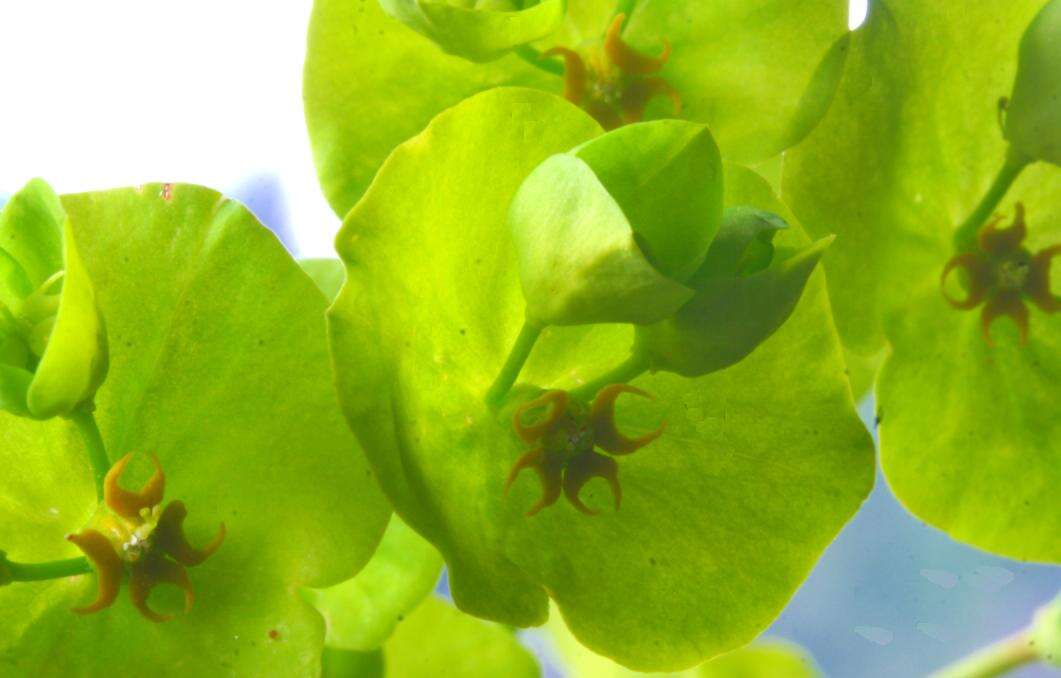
[0,0,870,258]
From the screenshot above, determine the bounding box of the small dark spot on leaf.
[649,557,656,566]
[258,339,265,346]
[397,614,404,622]
[268,629,280,640]
[459,328,466,335]
[160,183,173,201]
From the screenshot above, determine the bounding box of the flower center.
[995,254,1031,291]
[543,14,680,131]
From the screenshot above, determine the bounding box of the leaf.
[304,0,850,216]
[876,285,1061,561]
[300,258,347,302]
[0,179,63,289]
[380,0,566,62]
[783,0,1061,560]
[304,0,554,216]
[510,154,692,326]
[0,183,390,675]
[545,608,821,677]
[27,218,109,418]
[636,233,833,379]
[330,87,873,670]
[1004,0,1061,166]
[380,597,538,677]
[697,641,821,678]
[0,179,107,419]
[694,207,788,282]
[306,515,443,652]
[623,0,850,162]
[321,597,539,677]
[572,121,724,281]
[322,647,384,678]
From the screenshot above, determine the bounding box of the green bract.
[1005,0,1061,166]
[304,0,850,216]
[0,179,107,419]
[323,596,539,677]
[548,607,822,678]
[784,0,1061,561]
[0,184,389,675]
[510,119,722,326]
[380,0,566,62]
[636,187,833,378]
[329,87,873,670]
[301,259,444,654]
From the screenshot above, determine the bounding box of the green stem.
[69,409,109,500]
[929,630,1037,678]
[486,320,545,407]
[2,555,92,584]
[514,45,565,76]
[570,351,650,402]
[952,147,1031,253]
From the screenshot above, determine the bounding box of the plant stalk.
[486,320,545,407]
[952,147,1031,253]
[69,409,109,500]
[2,555,92,584]
[929,629,1037,678]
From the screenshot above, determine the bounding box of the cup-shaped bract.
[510,119,723,326]
[0,179,107,419]
[380,0,565,62]
[1005,0,1061,166]
[635,206,831,378]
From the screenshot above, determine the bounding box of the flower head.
[506,385,664,516]
[543,14,680,130]
[67,453,225,622]
[942,203,1059,345]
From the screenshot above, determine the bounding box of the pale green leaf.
[380,0,566,62]
[305,0,849,216]
[307,515,443,652]
[304,0,553,216]
[783,0,1061,560]
[380,598,538,677]
[330,87,872,670]
[0,183,389,675]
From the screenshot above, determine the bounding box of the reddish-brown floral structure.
[942,203,1059,345]
[543,14,680,130]
[67,453,225,622]
[506,384,665,516]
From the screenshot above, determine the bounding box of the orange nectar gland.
[543,14,680,131]
[942,203,1060,345]
[66,453,225,622]
[505,384,665,517]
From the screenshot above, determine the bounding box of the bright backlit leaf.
[304,0,849,217]
[0,184,389,674]
[380,0,566,62]
[783,0,1061,561]
[307,515,443,652]
[329,87,872,670]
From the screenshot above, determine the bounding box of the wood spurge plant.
[1,0,1058,677]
